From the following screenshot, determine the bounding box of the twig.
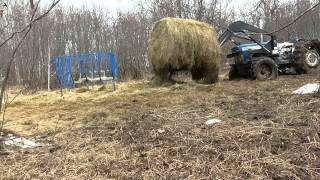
[0,87,10,149]
[7,88,25,105]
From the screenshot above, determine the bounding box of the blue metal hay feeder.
[53,52,117,91]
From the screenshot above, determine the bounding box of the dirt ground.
[0,74,320,179]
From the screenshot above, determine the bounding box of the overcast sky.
[43,0,296,18]
[42,0,300,14]
[43,0,251,16]
[45,0,138,15]
[54,0,244,11]
[45,0,237,10]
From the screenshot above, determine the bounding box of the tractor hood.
[229,43,269,62]
[232,43,268,52]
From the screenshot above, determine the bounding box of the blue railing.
[53,52,117,90]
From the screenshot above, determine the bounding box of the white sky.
[46,0,138,14]
[40,0,259,20]
[43,0,300,17]
[45,0,247,13]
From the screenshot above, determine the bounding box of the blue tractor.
[219,21,320,80]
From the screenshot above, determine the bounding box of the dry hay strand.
[76,88,90,93]
[1,76,320,179]
[98,86,107,92]
[148,17,221,84]
[107,95,320,179]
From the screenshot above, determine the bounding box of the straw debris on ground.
[0,74,320,179]
[149,17,221,84]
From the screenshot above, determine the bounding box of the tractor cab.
[219,21,278,57]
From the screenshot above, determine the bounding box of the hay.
[148,17,222,84]
[76,88,90,93]
[2,75,320,179]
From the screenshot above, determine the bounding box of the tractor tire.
[252,58,278,81]
[295,50,320,74]
[295,63,309,75]
[294,45,309,74]
[305,49,320,68]
[228,66,240,80]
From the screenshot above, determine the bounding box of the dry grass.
[3,82,150,136]
[1,74,320,179]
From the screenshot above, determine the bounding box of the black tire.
[294,45,309,74]
[229,66,240,80]
[305,49,320,68]
[252,58,278,81]
[295,49,320,74]
[295,63,309,75]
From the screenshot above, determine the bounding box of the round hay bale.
[148,17,222,84]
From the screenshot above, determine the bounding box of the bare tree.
[30,0,35,10]
[0,0,61,147]
[0,0,318,90]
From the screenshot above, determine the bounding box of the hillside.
[1,74,320,179]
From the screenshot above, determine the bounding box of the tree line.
[0,0,319,89]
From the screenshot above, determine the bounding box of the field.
[0,74,320,179]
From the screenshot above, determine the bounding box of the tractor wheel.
[252,58,278,81]
[305,50,320,68]
[228,66,240,80]
[296,50,320,74]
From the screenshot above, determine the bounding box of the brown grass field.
[0,74,320,179]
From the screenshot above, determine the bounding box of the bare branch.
[270,1,320,34]
[30,0,35,10]
[0,0,60,48]
[0,0,61,139]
